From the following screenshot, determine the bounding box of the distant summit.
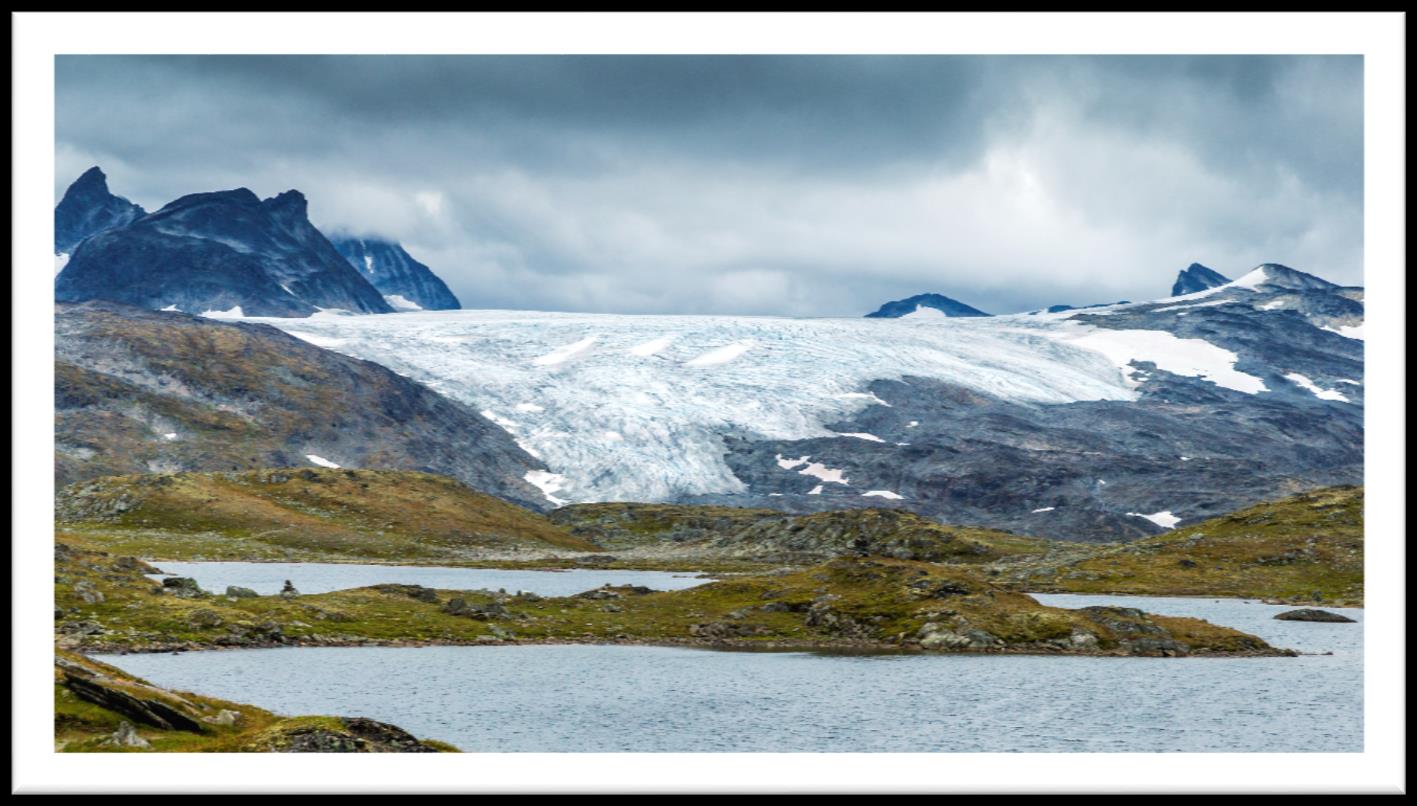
[1170,263,1231,296]
[865,293,990,319]
[54,166,147,254]
[1232,263,1340,293]
[330,236,461,311]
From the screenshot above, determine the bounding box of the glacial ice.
[250,309,1260,505]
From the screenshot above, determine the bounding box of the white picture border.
[12,11,1406,794]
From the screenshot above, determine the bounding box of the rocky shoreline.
[79,632,1298,659]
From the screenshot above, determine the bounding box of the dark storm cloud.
[55,55,1363,315]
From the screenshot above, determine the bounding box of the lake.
[95,593,1361,752]
[143,561,712,597]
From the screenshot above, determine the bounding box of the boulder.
[225,586,260,599]
[204,709,242,727]
[442,598,509,620]
[161,577,205,598]
[106,721,151,749]
[1274,608,1356,623]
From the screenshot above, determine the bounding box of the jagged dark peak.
[54,166,148,254]
[263,189,309,218]
[69,165,110,191]
[1171,263,1231,297]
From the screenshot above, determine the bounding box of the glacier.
[251,308,1257,506]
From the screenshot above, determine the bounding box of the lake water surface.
[144,561,711,597]
[96,593,1361,752]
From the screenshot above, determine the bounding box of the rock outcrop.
[1274,608,1356,623]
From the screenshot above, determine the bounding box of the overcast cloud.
[56,55,1363,315]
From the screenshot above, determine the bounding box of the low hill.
[550,502,1050,564]
[58,468,596,562]
[1011,486,1363,605]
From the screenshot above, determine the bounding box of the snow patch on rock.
[1127,510,1180,529]
[1284,372,1350,403]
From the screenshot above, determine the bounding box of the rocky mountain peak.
[54,166,148,254]
[1170,263,1231,297]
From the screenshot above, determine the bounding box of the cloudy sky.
[56,55,1363,315]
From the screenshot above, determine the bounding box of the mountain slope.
[330,236,461,311]
[54,167,147,255]
[55,181,393,317]
[55,302,549,509]
[57,468,596,560]
[1170,262,1230,296]
[865,293,990,318]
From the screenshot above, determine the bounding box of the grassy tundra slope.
[1011,486,1363,605]
[54,650,456,753]
[57,468,597,562]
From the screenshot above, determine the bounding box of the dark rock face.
[693,270,1363,542]
[56,180,393,317]
[1171,262,1231,296]
[1274,608,1356,623]
[54,302,550,509]
[54,166,147,254]
[60,669,207,733]
[330,236,461,311]
[865,293,990,318]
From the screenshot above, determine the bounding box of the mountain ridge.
[54,169,394,317]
